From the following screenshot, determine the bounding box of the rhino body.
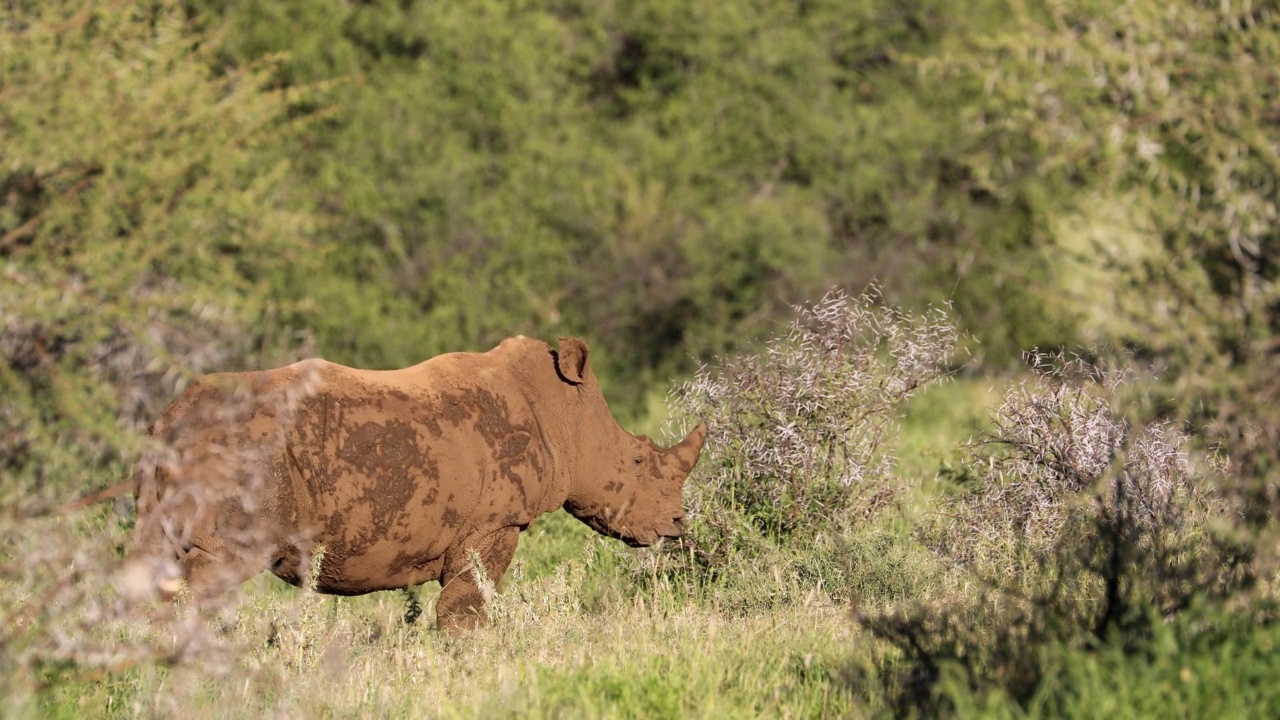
[129,336,705,630]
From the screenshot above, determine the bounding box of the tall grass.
[15,545,863,719]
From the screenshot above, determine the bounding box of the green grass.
[896,378,997,485]
[18,569,864,719]
[513,509,598,579]
[24,574,1280,720]
[936,612,1280,719]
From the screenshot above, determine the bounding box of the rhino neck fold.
[531,407,572,515]
[507,349,581,515]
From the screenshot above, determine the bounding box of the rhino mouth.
[613,524,658,548]
[568,506,684,548]
[624,520,684,548]
[577,515,645,547]
[610,526,670,549]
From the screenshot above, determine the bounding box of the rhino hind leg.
[436,527,519,634]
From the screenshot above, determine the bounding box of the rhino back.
[288,357,558,593]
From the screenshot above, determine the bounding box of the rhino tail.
[24,478,137,519]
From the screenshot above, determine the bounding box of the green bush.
[926,0,1280,481]
[0,0,318,497]
[0,0,320,691]
[179,0,1081,408]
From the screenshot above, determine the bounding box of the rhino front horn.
[670,424,707,473]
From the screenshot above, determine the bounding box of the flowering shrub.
[864,352,1247,714]
[664,286,958,571]
[934,353,1226,574]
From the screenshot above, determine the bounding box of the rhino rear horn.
[555,337,590,385]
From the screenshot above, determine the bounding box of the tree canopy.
[3,0,1277,494]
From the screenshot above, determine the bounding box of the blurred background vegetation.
[3,0,1279,715]
[5,0,1275,481]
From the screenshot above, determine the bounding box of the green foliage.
[172,0,1082,407]
[0,0,315,499]
[0,3,326,700]
[925,0,1280,477]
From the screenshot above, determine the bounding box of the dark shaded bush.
[863,353,1256,715]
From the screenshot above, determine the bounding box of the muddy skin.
[128,336,706,632]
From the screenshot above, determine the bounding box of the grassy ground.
[9,377,1277,718]
[937,611,1280,719]
[17,528,867,719]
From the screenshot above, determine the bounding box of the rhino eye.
[632,455,644,467]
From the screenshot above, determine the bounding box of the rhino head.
[551,337,707,547]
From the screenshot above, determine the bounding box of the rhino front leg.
[436,527,520,634]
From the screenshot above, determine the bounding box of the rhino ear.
[554,337,590,385]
